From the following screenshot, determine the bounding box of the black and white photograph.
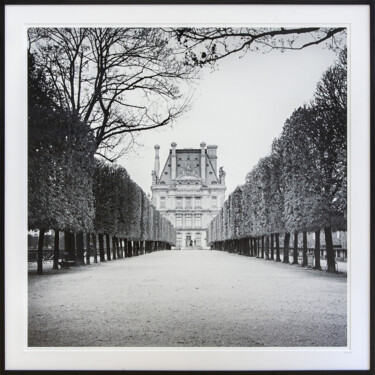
[4,3,371,372]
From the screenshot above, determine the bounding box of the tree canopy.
[28,52,95,233]
[173,27,346,66]
[93,161,175,244]
[28,28,198,161]
[208,49,347,271]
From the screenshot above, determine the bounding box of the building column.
[200,142,206,182]
[154,145,160,180]
[171,142,177,180]
[207,145,218,174]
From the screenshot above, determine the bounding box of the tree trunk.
[106,234,111,261]
[275,233,281,262]
[124,239,128,257]
[283,232,290,263]
[98,233,105,262]
[117,238,122,258]
[261,236,264,259]
[86,233,91,265]
[52,229,60,270]
[37,228,45,275]
[76,232,85,265]
[63,231,69,261]
[265,235,269,260]
[292,231,299,264]
[324,227,336,272]
[270,233,274,260]
[254,238,257,257]
[112,236,117,260]
[92,233,98,263]
[314,230,321,270]
[302,231,308,266]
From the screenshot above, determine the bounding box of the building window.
[195,197,202,209]
[212,196,217,208]
[186,214,192,227]
[160,197,166,209]
[176,197,183,209]
[176,214,182,228]
[185,197,192,209]
[195,214,202,227]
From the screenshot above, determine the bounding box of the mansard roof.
[157,147,220,187]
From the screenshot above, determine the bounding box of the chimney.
[171,142,177,180]
[207,145,218,174]
[200,142,206,181]
[154,145,160,180]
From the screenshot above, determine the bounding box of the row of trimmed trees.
[29,157,176,275]
[208,51,347,273]
[28,53,175,275]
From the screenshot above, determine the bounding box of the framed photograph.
[3,1,372,372]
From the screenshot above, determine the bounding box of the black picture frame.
[1,0,373,373]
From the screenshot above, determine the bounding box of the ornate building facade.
[151,142,226,249]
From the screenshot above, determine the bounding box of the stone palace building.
[151,142,226,249]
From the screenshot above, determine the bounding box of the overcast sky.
[119,42,339,197]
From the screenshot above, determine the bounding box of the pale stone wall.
[151,142,226,249]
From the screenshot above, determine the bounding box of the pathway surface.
[28,250,347,347]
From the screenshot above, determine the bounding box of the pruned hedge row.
[207,51,347,273]
[93,160,175,247]
[29,157,176,274]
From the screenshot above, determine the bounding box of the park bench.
[58,260,76,269]
[42,253,54,263]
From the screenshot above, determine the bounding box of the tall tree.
[28,52,95,274]
[29,28,197,161]
[173,27,346,66]
[282,52,347,272]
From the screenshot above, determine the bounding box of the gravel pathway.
[28,250,347,347]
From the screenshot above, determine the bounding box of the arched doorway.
[186,233,193,247]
